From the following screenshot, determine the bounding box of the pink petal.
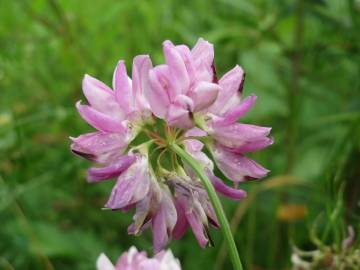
[128,194,152,235]
[191,38,214,67]
[163,40,190,96]
[76,101,127,133]
[175,44,196,83]
[70,131,129,163]
[151,189,177,253]
[113,60,133,114]
[213,144,269,182]
[183,139,214,174]
[212,94,257,126]
[105,157,150,209]
[152,208,167,253]
[162,192,177,232]
[132,55,152,111]
[166,94,194,128]
[188,82,220,111]
[115,247,152,269]
[191,38,214,82]
[205,169,247,200]
[87,155,136,182]
[210,65,245,115]
[166,103,193,129]
[172,199,189,240]
[225,137,274,153]
[211,122,271,149]
[184,127,207,137]
[183,139,204,152]
[147,66,171,118]
[174,94,194,111]
[185,210,208,248]
[82,74,124,119]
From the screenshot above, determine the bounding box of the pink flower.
[145,38,219,128]
[71,38,272,251]
[145,38,272,179]
[96,247,181,270]
[71,55,153,164]
[169,174,219,247]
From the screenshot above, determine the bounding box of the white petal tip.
[96,253,115,270]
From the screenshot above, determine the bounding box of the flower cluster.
[71,38,272,252]
[97,247,181,270]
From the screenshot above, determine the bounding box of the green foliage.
[1,0,359,269]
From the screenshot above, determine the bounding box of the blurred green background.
[1,0,360,269]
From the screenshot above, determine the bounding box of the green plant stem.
[170,143,243,270]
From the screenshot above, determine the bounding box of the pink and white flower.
[71,38,272,251]
[145,38,219,128]
[96,247,181,270]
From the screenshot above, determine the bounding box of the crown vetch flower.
[71,38,272,251]
[145,39,272,180]
[145,38,219,128]
[97,247,181,270]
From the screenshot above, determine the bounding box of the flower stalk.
[170,143,244,270]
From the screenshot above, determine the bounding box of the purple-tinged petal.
[183,139,204,152]
[205,169,247,200]
[175,44,196,83]
[183,139,214,173]
[210,65,245,115]
[166,103,193,129]
[87,155,136,182]
[71,147,97,161]
[173,94,194,112]
[225,137,274,153]
[211,122,271,149]
[163,40,190,96]
[82,74,124,119]
[191,38,214,67]
[196,191,219,229]
[105,157,150,209]
[191,38,214,82]
[179,197,209,248]
[184,127,207,137]
[113,60,133,114]
[147,66,171,118]
[76,101,127,133]
[132,55,152,112]
[188,82,220,111]
[129,194,152,235]
[70,132,129,163]
[166,94,194,128]
[152,208,167,254]
[182,139,214,179]
[152,190,177,253]
[128,178,163,236]
[172,199,189,240]
[213,144,269,182]
[170,175,216,247]
[212,95,257,126]
[162,192,178,232]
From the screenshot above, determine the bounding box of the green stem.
[170,143,244,270]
